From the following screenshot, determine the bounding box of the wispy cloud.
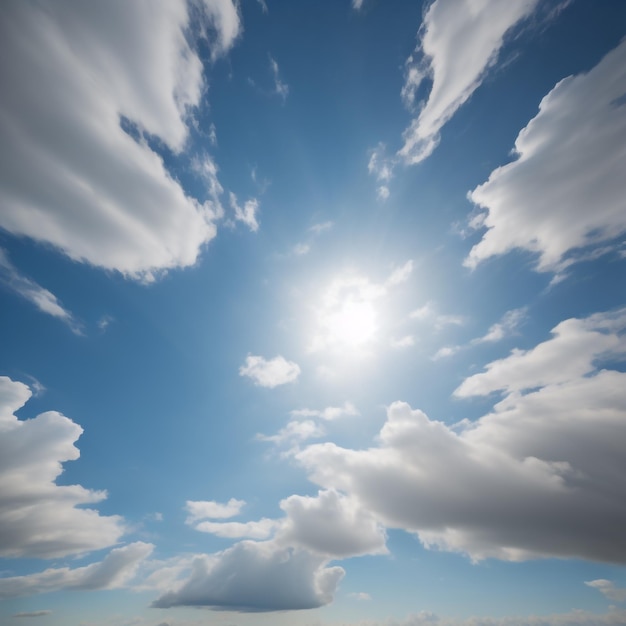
[0,249,81,333]
[229,192,260,232]
[269,55,289,102]
[399,0,539,164]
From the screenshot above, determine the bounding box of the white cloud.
[239,355,301,388]
[269,55,289,101]
[348,608,626,626]
[369,143,395,182]
[185,498,246,523]
[292,243,311,256]
[258,420,325,449]
[278,489,387,559]
[386,260,414,287]
[352,0,365,10]
[0,542,153,598]
[152,540,344,611]
[290,401,359,421]
[455,309,626,398]
[256,0,269,14]
[0,377,125,558]
[297,309,626,563]
[466,40,626,272]
[586,579,626,603]
[391,335,415,349]
[377,186,390,201]
[399,0,539,164]
[410,302,464,330]
[0,249,81,333]
[229,192,260,232]
[309,221,334,235]
[348,592,371,601]
[431,345,460,360]
[194,518,277,540]
[473,308,527,344]
[0,1,240,280]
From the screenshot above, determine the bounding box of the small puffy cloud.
[257,420,325,448]
[278,490,387,558]
[399,0,539,164]
[377,185,390,201]
[290,401,359,421]
[269,55,289,102]
[0,377,125,558]
[152,540,344,611]
[229,192,260,232]
[586,579,626,603]
[466,40,626,272]
[239,355,301,388]
[431,345,460,360]
[0,1,240,280]
[297,310,626,563]
[309,221,334,235]
[348,592,371,601]
[0,249,80,333]
[368,143,395,182]
[391,335,415,349]
[0,542,153,598]
[185,498,245,523]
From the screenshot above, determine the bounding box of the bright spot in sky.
[326,298,377,347]
[309,273,385,354]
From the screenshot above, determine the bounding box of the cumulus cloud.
[279,490,387,558]
[466,40,626,272]
[185,498,245,523]
[0,0,240,280]
[0,377,125,558]
[399,0,539,164]
[586,579,626,603]
[290,402,359,421]
[0,542,153,598]
[152,540,344,611]
[239,355,301,388]
[0,249,80,333]
[297,309,626,563]
[229,192,260,232]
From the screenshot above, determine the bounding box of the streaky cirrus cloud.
[0,542,153,598]
[297,308,626,563]
[0,377,125,559]
[239,355,301,388]
[12,612,52,618]
[0,0,240,281]
[399,0,539,164]
[466,40,626,272]
[0,249,81,333]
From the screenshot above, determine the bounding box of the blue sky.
[1,0,626,624]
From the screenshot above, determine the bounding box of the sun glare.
[327,299,377,346]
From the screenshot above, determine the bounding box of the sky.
[1,0,626,624]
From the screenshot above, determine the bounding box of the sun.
[326,298,377,347]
